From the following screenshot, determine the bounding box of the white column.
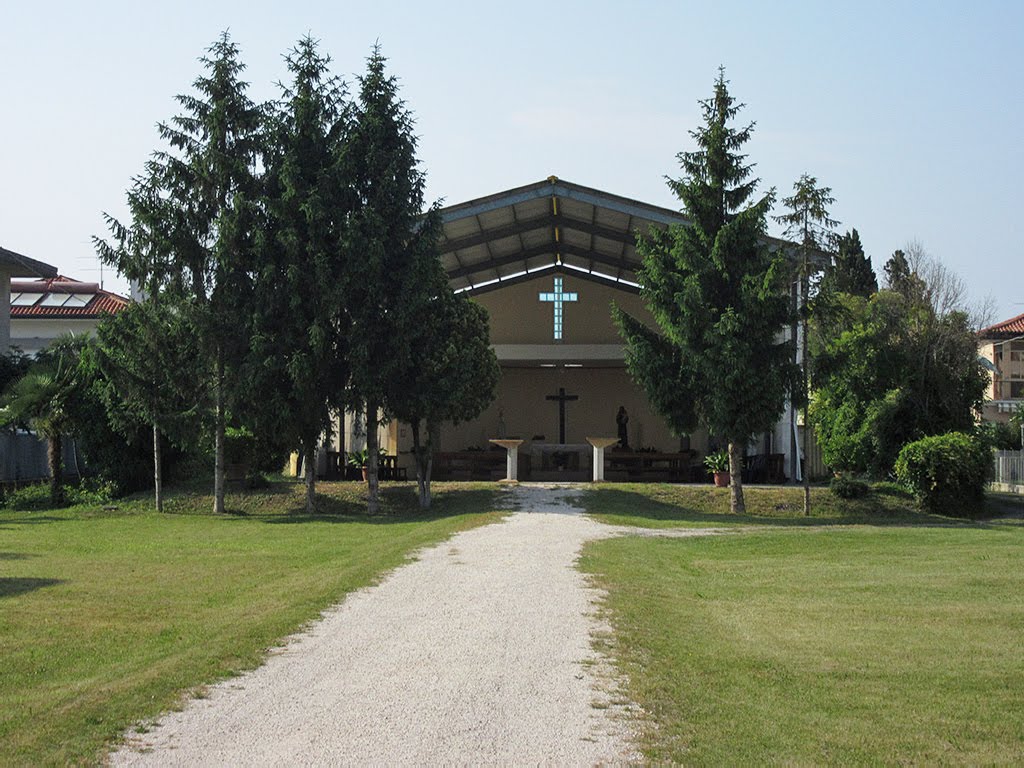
[489,439,524,483]
[587,438,619,482]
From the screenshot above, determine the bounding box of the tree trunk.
[801,273,812,517]
[47,434,64,507]
[366,400,379,514]
[411,420,433,510]
[153,423,163,513]
[304,443,316,514]
[728,441,745,515]
[213,352,226,514]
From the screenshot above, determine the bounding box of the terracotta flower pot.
[713,471,730,487]
[361,467,368,483]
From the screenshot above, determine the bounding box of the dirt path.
[111,485,641,766]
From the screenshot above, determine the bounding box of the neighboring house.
[2,246,58,352]
[9,275,130,356]
[978,312,1024,423]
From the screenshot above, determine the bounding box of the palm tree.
[0,341,82,506]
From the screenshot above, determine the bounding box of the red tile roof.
[978,312,1024,340]
[9,275,130,319]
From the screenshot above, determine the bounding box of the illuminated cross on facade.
[538,276,578,340]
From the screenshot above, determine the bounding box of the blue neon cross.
[538,276,578,340]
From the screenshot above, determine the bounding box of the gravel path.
[111,485,641,766]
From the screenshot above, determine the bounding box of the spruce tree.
[775,173,838,515]
[616,70,798,514]
[248,36,352,514]
[98,33,262,514]
[344,46,440,513]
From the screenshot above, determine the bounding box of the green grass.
[0,480,505,766]
[579,482,1024,528]
[581,523,1024,764]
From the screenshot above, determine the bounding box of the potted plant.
[347,448,370,482]
[346,448,389,482]
[704,450,730,487]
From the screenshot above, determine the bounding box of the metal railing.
[993,450,1024,487]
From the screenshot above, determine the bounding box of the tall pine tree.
[775,173,838,514]
[248,36,352,514]
[98,33,262,514]
[615,70,797,514]
[344,46,441,513]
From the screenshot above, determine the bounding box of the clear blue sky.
[3,1,1021,322]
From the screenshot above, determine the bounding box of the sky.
[2,1,1022,323]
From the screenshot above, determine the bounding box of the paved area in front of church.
[111,484,642,766]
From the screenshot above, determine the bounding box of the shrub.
[1,478,117,510]
[894,432,990,517]
[830,475,869,499]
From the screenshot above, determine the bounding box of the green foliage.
[96,32,263,514]
[811,281,988,476]
[894,432,990,516]
[0,348,31,394]
[821,229,877,297]
[617,70,798,512]
[244,36,353,511]
[829,474,869,499]
[704,450,729,472]
[1,478,116,510]
[977,420,1022,451]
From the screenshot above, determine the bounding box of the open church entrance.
[351,177,800,484]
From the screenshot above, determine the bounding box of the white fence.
[993,450,1024,488]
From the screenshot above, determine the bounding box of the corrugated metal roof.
[978,312,1024,340]
[438,177,682,295]
[9,276,129,318]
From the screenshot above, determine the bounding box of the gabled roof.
[438,177,685,296]
[978,312,1024,341]
[437,176,813,297]
[9,275,130,319]
[0,246,58,278]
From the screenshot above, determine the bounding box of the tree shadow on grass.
[583,487,1000,529]
[258,486,502,524]
[0,577,64,598]
[0,552,36,560]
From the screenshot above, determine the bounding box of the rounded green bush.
[829,475,869,499]
[894,432,990,516]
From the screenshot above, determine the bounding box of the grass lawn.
[0,480,505,766]
[580,485,1024,764]
[580,482,1024,528]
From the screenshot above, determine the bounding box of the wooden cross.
[538,276,578,340]
[546,387,579,445]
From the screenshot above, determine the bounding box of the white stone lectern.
[489,439,525,482]
[586,437,620,482]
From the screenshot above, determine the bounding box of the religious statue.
[616,406,629,449]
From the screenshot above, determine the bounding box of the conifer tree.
[97,33,262,514]
[344,46,440,513]
[775,173,838,514]
[825,229,877,297]
[615,70,798,514]
[248,36,352,514]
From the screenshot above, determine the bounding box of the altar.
[529,443,591,480]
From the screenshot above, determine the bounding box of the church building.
[342,177,802,483]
